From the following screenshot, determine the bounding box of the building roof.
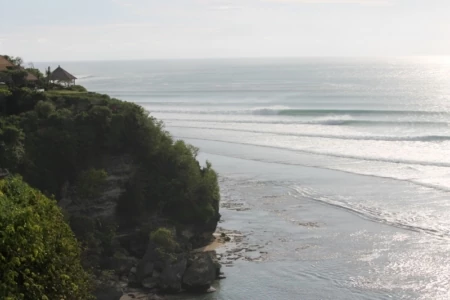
[0,56,38,81]
[50,66,77,82]
[0,56,14,71]
[25,72,38,81]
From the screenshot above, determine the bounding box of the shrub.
[0,86,12,99]
[76,168,108,200]
[69,85,88,92]
[0,125,25,169]
[150,227,178,251]
[34,100,55,118]
[0,176,93,300]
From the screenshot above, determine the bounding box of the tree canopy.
[0,176,93,300]
[0,88,220,224]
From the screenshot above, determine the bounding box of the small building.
[25,72,38,81]
[0,56,38,81]
[0,56,12,72]
[49,65,77,86]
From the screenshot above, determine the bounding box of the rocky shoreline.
[62,155,267,300]
[93,172,275,300]
[95,224,224,300]
[99,224,261,300]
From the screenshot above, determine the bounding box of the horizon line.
[30,55,450,64]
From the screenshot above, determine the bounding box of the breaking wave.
[149,107,450,117]
[166,125,450,142]
[291,186,450,239]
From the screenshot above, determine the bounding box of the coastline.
[120,230,233,300]
[0,76,224,299]
[173,151,450,300]
[15,57,450,299]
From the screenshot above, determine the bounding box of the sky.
[1,0,450,61]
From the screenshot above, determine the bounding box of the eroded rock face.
[159,256,187,293]
[182,251,220,292]
[137,261,154,283]
[56,154,222,295]
[94,281,123,300]
[142,277,159,289]
[182,214,221,249]
[59,154,135,218]
[101,254,137,277]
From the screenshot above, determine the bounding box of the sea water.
[38,57,450,299]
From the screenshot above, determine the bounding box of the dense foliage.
[0,87,220,224]
[150,227,179,251]
[0,176,93,300]
[0,57,221,297]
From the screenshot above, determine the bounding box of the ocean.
[37,58,450,299]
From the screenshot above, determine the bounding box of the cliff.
[0,85,222,299]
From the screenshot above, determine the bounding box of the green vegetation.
[150,227,179,251]
[0,176,93,300]
[76,168,108,200]
[67,85,88,92]
[0,69,29,88]
[150,227,179,263]
[0,55,221,297]
[0,88,220,223]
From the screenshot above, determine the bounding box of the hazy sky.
[1,0,449,61]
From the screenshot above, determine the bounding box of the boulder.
[152,270,161,278]
[95,288,123,300]
[94,282,123,300]
[182,251,219,292]
[128,267,139,287]
[142,277,159,289]
[159,256,187,293]
[180,213,221,249]
[137,261,154,282]
[101,253,137,277]
[148,295,165,300]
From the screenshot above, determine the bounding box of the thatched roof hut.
[50,66,77,85]
[0,56,13,71]
[25,72,38,81]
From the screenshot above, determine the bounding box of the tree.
[44,67,52,90]
[0,69,28,88]
[3,55,23,67]
[0,176,93,300]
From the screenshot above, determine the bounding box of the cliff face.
[58,154,221,296]
[0,86,222,298]
[59,155,135,218]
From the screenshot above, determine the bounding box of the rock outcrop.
[59,154,135,218]
[94,281,124,300]
[159,256,187,292]
[183,251,221,292]
[133,236,221,294]
[55,154,222,298]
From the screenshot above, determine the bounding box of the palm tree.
[45,67,51,90]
